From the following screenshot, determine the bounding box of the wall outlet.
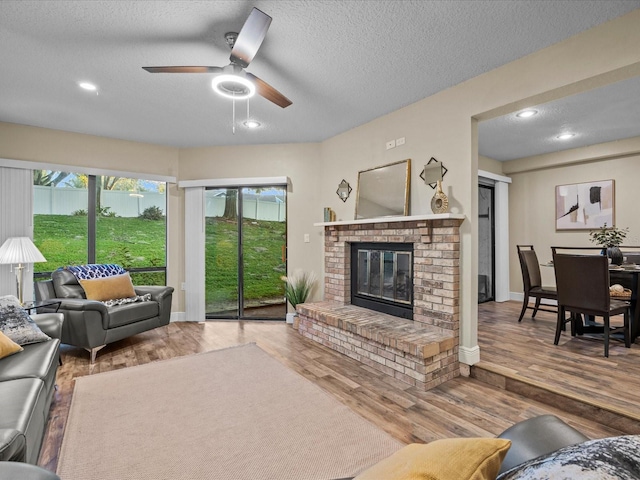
[181,282,186,291]
[396,136,405,146]
[304,233,310,243]
[386,140,396,150]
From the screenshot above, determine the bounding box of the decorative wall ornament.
[336,179,352,202]
[430,180,450,214]
[555,179,614,230]
[420,157,448,189]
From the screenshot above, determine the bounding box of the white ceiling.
[1,0,639,157]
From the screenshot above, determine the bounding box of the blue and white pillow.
[498,435,640,479]
[65,264,126,280]
[0,295,51,345]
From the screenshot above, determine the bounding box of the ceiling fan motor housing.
[225,32,238,49]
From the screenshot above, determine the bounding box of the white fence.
[34,186,286,221]
[205,196,285,221]
[34,186,166,217]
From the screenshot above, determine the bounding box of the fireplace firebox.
[350,243,413,319]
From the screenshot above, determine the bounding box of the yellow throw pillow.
[79,272,136,302]
[354,438,511,480]
[0,330,23,359]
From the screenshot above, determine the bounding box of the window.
[33,170,167,285]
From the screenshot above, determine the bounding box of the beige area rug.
[57,343,403,480]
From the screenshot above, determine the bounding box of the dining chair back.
[553,253,609,312]
[516,245,557,322]
[551,248,630,357]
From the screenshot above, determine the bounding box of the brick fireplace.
[296,214,465,391]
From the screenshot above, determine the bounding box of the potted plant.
[589,223,629,265]
[282,270,317,324]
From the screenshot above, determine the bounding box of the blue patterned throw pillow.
[65,264,127,280]
[0,295,51,345]
[498,435,640,480]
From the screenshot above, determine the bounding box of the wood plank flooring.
[477,300,640,429]
[39,304,635,471]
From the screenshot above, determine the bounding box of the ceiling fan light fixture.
[244,120,261,128]
[211,74,256,100]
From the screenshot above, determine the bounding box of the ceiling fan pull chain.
[232,93,236,135]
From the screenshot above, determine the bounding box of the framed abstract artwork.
[555,179,614,230]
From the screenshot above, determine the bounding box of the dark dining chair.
[516,245,557,322]
[552,248,631,357]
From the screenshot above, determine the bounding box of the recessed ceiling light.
[78,82,97,91]
[556,133,575,140]
[244,120,261,129]
[516,109,538,118]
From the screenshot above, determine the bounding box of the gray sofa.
[35,269,174,363]
[341,415,594,480]
[496,414,588,475]
[0,313,62,465]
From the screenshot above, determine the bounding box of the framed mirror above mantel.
[355,159,411,219]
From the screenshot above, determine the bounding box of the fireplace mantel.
[314,213,465,228]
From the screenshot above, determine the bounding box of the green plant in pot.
[589,223,629,265]
[282,270,317,324]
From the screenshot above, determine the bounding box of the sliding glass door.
[204,186,286,319]
[478,184,495,303]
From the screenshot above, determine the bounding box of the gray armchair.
[35,269,174,363]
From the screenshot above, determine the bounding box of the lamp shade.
[0,237,46,264]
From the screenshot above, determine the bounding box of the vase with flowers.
[589,223,629,265]
[281,270,317,324]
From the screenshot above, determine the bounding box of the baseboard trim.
[509,292,557,306]
[170,311,187,322]
[459,345,480,366]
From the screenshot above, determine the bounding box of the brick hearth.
[297,215,464,390]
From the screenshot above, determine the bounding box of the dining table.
[608,265,640,341]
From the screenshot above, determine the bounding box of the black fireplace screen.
[351,243,413,319]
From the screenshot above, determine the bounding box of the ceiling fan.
[143,7,291,108]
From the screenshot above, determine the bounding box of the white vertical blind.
[494,180,510,302]
[184,187,205,321]
[0,167,36,301]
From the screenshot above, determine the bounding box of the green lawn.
[34,214,286,306]
[205,217,286,312]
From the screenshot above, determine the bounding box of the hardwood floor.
[477,300,640,432]
[39,304,635,471]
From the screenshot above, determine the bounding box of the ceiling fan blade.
[229,8,272,68]
[246,72,292,108]
[142,66,223,73]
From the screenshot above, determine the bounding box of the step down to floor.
[470,361,640,435]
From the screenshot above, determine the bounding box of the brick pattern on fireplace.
[297,217,464,391]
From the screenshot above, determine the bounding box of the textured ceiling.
[0,0,639,156]
[478,75,640,161]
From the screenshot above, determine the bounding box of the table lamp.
[0,237,47,305]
